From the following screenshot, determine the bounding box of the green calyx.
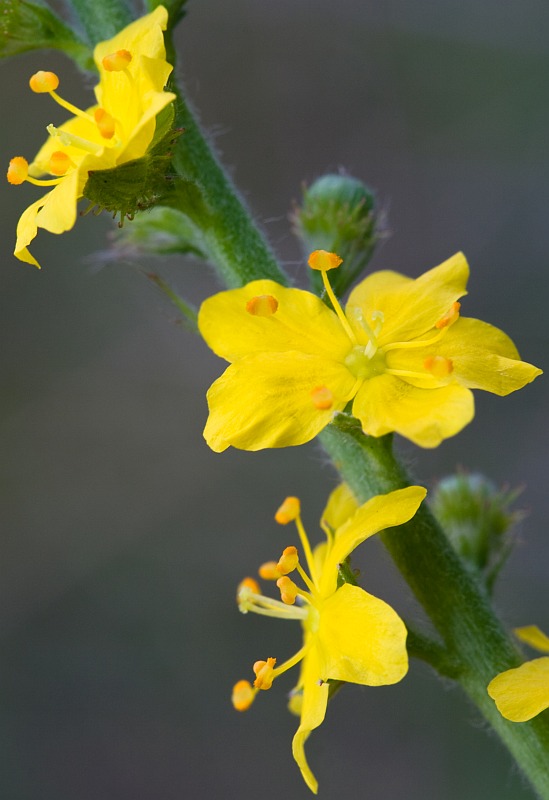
[82,106,183,223]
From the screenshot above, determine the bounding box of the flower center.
[344,345,386,380]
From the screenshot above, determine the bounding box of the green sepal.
[82,105,183,222]
[0,0,93,70]
[114,206,207,259]
[292,173,380,298]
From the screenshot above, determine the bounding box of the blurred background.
[1,0,549,797]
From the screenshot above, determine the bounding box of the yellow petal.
[291,644,329,794]
[33,170,80,234]
[94,6,169,69]
[199,280,353,363]
[319,487,426,596]
[318,584,408,685]
[352,374,475,447]
[488,658,549,722]
[346,252,469,347]
[203,353,357,451]
[14,195,49,267]
[389,317,541,396]
[320,483,359,533]
[515,626,549,654]
[29,111,104,177]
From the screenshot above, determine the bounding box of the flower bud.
[292,173,381,297]
[431,473,522,592]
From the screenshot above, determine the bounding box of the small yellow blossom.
[199,251,541,451]
[488,626,549,722]
[231,483,426,793]
[7,6,175,268]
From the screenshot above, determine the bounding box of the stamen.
[253,657,277,690]
[435,302,461,329]
[271,645,308,679]
[424,355,454,378]
[276,546,299,575]
[307,250,343,272]
[311,385,333,410]
[245,294,279,316]
[276,576,300,605]
[29,71,59,93]
[238,577,261,597]
[258,561,281,580]
[237,583,308,620]
[47,124,102,155]
[7,156,63,187]
[309,255,357,345]
[48,151,74,176]
[232,679,256,711]
[94,108,116,140]
[7,156,28,185]
[275,497,301,525]
[295,515,319,588]
[102,50,133,72]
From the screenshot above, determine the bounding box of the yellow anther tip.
[258,561,281,580]
[277,545,299,575]
[94,108,116,140]
[102,49,133,72]
[7,156,28,185]
[435,302,461,330]
[245,294,279,316]
[311,385,334,410]
[48,151,72,177]
[232,680,255,711]
[275,496,301,525]
[253,657,277,690]
[29,71,59,93]
[276,576,299,605]
[308,249,343,271]
[424,355,454,378]
[238,576,260,597]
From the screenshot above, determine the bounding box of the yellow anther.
[238,576,260,597]
[102,49,132,72]
[275,496,301,525]
[435,301,461,329]
[94,108,116,140]
[311,385,334,410]
[277,546,299,575]
[253,657,277,690]
[307,249,343,271]
[7,156,28,185]
[232,679,256,711]
[29,70,59,93]
[424,355,454,378]
[245,294,279,316]
[276,576,300,605]
[258,561,282,580]
[48,151,73,176]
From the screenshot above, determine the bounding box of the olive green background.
[1,1,549,798]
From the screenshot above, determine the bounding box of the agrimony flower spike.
[231,483,426,793]
[199,250,541,451]
[6,5,176,267]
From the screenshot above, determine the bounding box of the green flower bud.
[0,0,93,70]
[292,173,381,297]
[431,473,523,592]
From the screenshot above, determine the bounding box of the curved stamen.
[272,645,309,680]
[239,586,308,620]
[319,269,358,344]
[295,514,319,588]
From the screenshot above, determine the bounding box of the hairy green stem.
[166,88,549,796]
[321,418,549,797]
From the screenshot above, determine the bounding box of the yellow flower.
[7,6,175,268]
[488,626,549,722]
[199,250,541,451]
[231,483,427,793]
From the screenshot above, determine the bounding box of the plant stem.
[320,418,549,797]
